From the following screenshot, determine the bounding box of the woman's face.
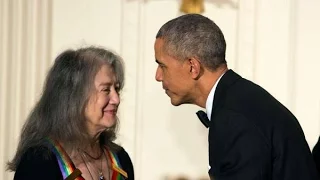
[85,64,120,136]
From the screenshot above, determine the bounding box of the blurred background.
[1,0,320,179]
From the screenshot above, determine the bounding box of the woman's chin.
[101,118,116,128]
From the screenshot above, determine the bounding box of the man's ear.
[188,57,203,79]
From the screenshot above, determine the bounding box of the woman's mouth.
[104,109,117,115]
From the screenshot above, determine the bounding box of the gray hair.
[156,14,227,71]
[7,46,125,171]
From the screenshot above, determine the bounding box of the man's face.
[154,38,194,106]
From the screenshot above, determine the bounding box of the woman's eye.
[115,87,121,93]
[102,88,110,93]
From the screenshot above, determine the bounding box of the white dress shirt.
[205,72,226,120]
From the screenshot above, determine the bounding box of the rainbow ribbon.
[47,138,128,180]
[107,148,128,180]
[46,138,84,180]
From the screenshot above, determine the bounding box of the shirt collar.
[205,72,225,120]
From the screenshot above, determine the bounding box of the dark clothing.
[14,146,134,180]
[208,69,318,179]
[312,137,320,175]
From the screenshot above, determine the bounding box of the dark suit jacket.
[312,137,320,174]
[208,69,318,180]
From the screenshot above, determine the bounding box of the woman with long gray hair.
[7,46,134,180]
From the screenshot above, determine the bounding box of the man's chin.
[169,95,193,106]
[167,93,185,106]
[170,98,183,106]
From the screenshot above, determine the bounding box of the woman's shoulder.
[109,143,132,163]
[14,145,62,179]
[21,145,55,160]
[110,143,135,180]
[116,146,131,161]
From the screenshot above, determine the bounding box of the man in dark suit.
[153,14,319,180]
[312,137,320,174]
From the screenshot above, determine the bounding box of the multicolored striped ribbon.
[47,137,128,180]
[46,138,84,180]
[107,148,128,180]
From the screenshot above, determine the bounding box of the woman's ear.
[188,57,203,79]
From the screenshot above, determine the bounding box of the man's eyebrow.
[155,59,163,65]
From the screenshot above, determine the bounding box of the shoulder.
[113,145,135,180]
[20,146,55,160]
[14,146,62,180]
[211,109,251,129]
[117,147,133,166]
[116,146,131,159]
[209,109,269,151]
[109,142,132,162]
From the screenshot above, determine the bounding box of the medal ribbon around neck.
[46,138,84,180]
[106,149,128,180]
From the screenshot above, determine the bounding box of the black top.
[207,69,319,179]
[14,146,134,180]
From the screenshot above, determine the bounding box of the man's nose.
[155,66,162,82]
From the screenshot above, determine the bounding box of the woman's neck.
[82,134,103,157]
[63,133,103,160]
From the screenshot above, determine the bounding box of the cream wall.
[1,0,320,179]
